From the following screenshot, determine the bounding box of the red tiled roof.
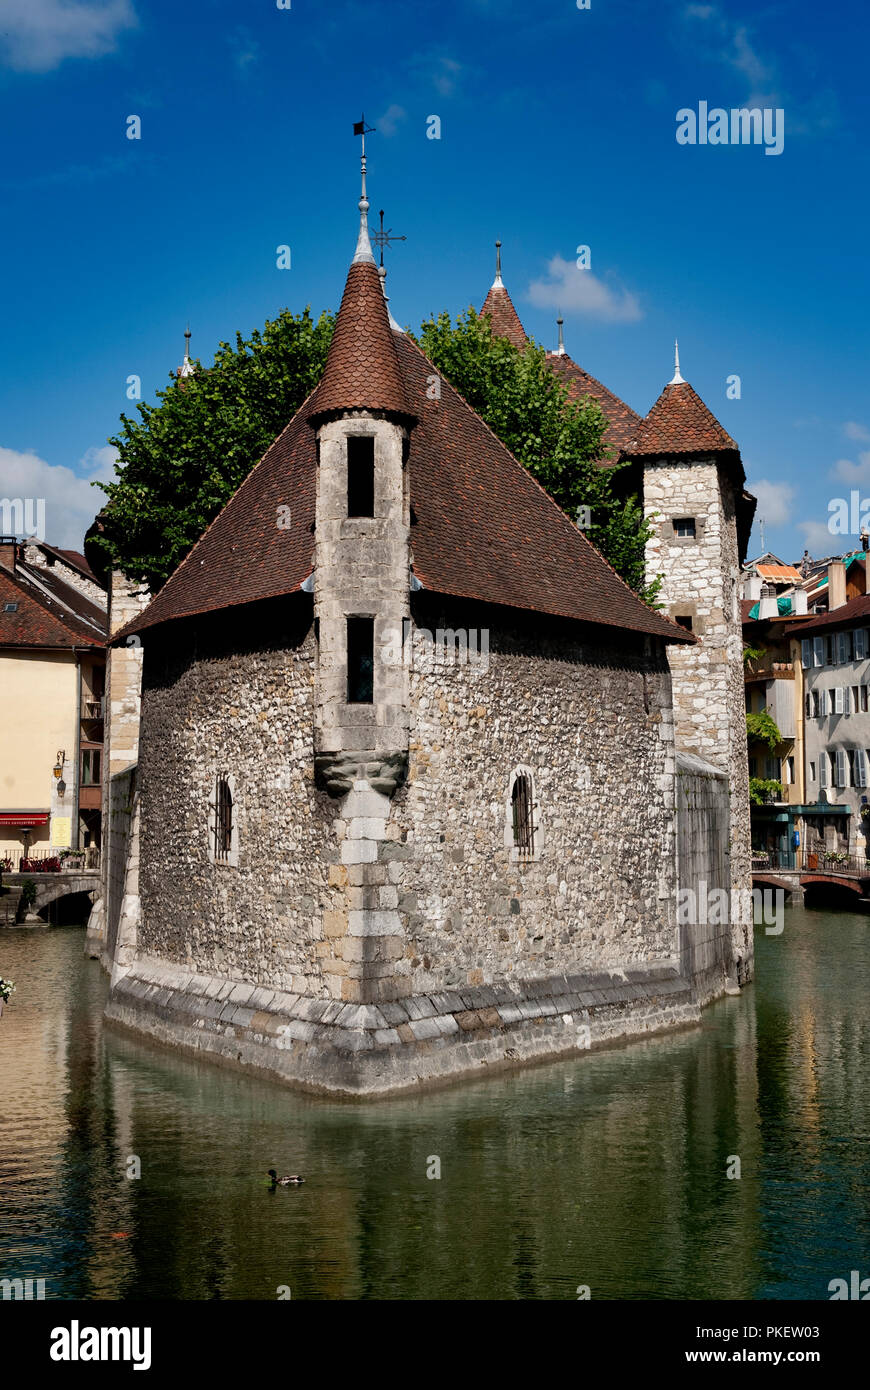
[790,594,870,636]
[307,260,412,423]
[546,352,641,456]
[117,326,692,647]
[479,283,528,351]
[0,566,104,649]
[627,380,738,457]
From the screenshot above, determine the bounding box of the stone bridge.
[5,871,100,917]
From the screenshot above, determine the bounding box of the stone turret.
[630,351,753,983]
[308,164,416,799]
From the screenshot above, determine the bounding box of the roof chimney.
[758,583,779,619]
[0,536,17,574]
[828,559,847,610]
[792,588,807,615]
[744,573,762,601]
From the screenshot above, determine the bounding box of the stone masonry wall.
[136,598,335,995]
[644,458,752,981]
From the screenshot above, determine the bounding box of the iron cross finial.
[372,209,406,269]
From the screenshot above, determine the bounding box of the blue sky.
[0,0,867,559]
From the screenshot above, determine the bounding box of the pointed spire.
[308,141,413,425]
[670,339,684,385]
[555,315,566,356]
[178,323,195,379]
[352,116,375,265]
[481,241,527,351]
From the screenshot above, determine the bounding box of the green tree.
[94,303,658,602]
[92,308,335,591]
[416,309,659,601]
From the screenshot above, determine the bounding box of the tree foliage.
[93,301,658,602]
[416,309,659,601]
[746,709,783,752]
[92,308,335,591]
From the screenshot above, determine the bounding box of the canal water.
[1,904,868,1301]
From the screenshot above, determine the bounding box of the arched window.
[506,766,539,862]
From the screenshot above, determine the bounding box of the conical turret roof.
[308,259,413,424]
[629,379,738,457]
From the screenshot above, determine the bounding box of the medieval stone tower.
[631,350,754,982]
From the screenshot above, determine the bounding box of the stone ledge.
[103,956,706,1097]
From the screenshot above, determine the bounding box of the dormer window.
[347,435,375,517]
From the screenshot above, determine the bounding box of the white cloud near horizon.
[0,0,136,73]
[526,255,642,323]
[0,444,118,549]
[831,451,870,484]
[751,479,795,527]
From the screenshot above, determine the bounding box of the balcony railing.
[752,848,870,876]
[81,698,105,721]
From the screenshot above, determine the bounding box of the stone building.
[479,262,756,982]
[100,167,755,1093]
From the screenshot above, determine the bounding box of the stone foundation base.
[104,957,705,1097]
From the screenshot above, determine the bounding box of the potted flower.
[0,977,15,1017]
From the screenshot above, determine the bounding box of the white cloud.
[831,452,870,484]
[797,519,838,556]
[844,421,870,443]
[0,444,117,548]
[526,255,642,323]
[0,0,137,73]
[408,50,464,98]
[751,479,795,527]
[376,104,407,137]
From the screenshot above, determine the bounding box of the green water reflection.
[0,902,867,1300]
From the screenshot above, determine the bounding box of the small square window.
[674,517,696,539]
[675,614,693,632]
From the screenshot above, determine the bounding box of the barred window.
[511,774,535,858]
[215,776,233,861]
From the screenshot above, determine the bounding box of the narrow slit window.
[347,435,375,517]
[215,777,233,861]
[511,774,535,858]
[347,617,374,704]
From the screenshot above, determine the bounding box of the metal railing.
[81,698,105,720]
[0,849,100,874]
[752,848,870,876]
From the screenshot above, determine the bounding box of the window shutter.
[813,637,824,667]
[835,687,845,715]
[856,750,867,789]
[837,750,848,787]
[855,629,866,661]
[820,754,828,787]
[802,639,812,669]
[838,632,848,664]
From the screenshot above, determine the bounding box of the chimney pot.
[828,559,847,611]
